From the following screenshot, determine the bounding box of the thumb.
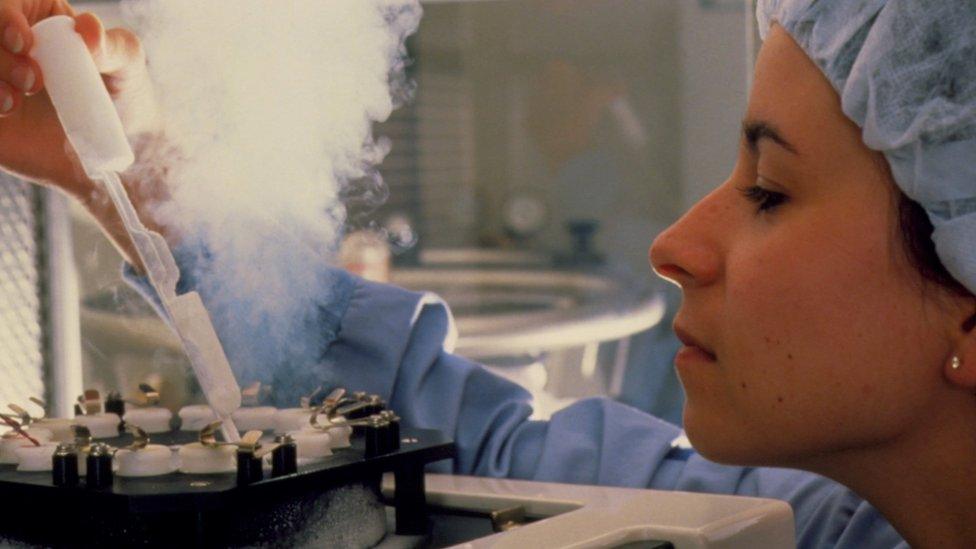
[74,12,145,79]
[73,12,159,137]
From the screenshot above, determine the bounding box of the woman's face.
[649,25,957,467]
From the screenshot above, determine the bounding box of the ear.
[945,310,976,389]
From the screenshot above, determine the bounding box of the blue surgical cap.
[757,0,976,295]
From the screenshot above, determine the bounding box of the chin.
[686,430,754,465]
[685,417,819,469]
[682,407,773,466]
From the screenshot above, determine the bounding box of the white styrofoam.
[74,413,120,439]
[116,444,177,477]
[288,429,332,461]
[273,408,313,434]
[15,443,59,472]
[123,407,173,434]
[179,405,218,432]
[178,442,236,474]
[232,406,276,432]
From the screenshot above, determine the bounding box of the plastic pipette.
[31,16,241,442]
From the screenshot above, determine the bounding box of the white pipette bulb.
[30,16,134,178]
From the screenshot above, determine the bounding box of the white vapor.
[119,0,422,398]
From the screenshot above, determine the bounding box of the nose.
[649,191,724,289]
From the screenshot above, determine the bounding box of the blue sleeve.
[123,263,905,549]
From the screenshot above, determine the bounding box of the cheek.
[731,251,852,349]
[714,216,941,445]
[725,213,897,361]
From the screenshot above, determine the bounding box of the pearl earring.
[951,356,962,370]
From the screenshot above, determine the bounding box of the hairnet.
[757,0,976,295]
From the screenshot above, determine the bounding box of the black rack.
[0,428,454,547]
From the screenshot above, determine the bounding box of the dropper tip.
[220,416,241,443]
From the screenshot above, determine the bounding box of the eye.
[739,182,788,213]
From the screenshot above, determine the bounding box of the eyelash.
[740,183,788,213]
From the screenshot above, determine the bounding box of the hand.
[0,1,158,200]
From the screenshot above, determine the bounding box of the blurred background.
[1,0,758,425]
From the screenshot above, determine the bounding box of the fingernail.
[3,26,23,54]
[0,90,12,113]
[11,65,35,92]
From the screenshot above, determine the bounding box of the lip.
[675,345,717,367]
[673,324,717,363]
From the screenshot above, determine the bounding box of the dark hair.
[898,193,972,299]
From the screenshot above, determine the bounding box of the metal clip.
[199,421,232,448]
[334,394,382,418]
[7,397,45,424]
[332,414,389,429]
[490,506,528,532]
[120,424,150,452]
[79,389,102,416]
[320,388,346,417]
[139,383,160,404]
[72,425,93,451]
[7,404,32,426]
[299,385,326,410]
[308,401,357,429]
[236,430,262,452]
[128,383,160,407]
[88,442,112,458]
[200,421,275,457]
[308,405,329,430]
[274,433,295,445]
[237,429,278,458]
[347,416,384,429]
[241,382,272,407]
[0,413,40,446]
[300,386,351,415]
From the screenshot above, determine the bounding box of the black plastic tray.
[0,428,454,547]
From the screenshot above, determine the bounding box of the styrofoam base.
[178,405,218,432]
[1,432,53,464]
[15,443,59,472]
[124,407,173,434]
[324,419,352,449]
[34,419,74,442]
[178,442,236,474]
[289,429,333,460]
[74,413,121,438]
[232,406,276,432]
[273,408,313,434]
[117,444,178,477]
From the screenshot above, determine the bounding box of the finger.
[0,2,31,55]
[0,81,20,116]
[74,13,144,77]
[0,0,75,55]
[0,46,39,95]
[73,11,100,54]
[51,0,76,18]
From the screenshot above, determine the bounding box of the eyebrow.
[742,120,799,155]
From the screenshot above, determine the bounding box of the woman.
[651,3,976,546]
[2,0,972,546]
